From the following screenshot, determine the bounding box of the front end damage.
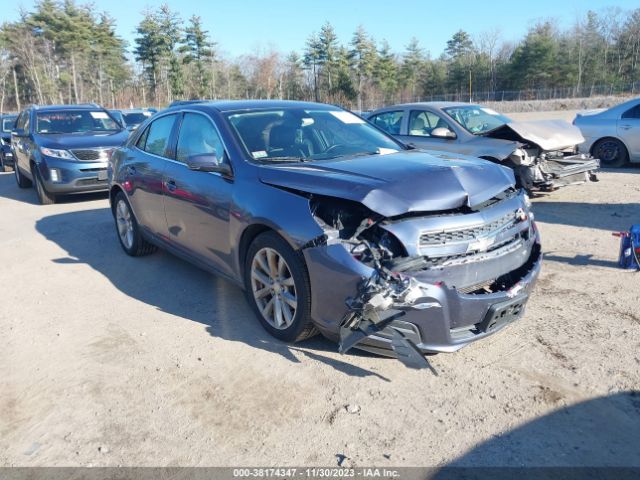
[486,120,600,191]
[301,188,542,370]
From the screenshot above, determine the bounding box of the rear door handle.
[126,165,137,175]
[166,179,177,192]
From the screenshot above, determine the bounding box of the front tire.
[593,138,628,167]
[244,231,317,342]
[14,163,32,188]
[33,168,56,205]
[113,192,157,256]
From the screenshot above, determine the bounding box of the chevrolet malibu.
[109,100,541,367]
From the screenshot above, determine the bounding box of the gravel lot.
[1,165,639,468]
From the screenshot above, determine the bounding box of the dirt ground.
[1,164,639,468]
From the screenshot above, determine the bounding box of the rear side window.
[176,113,225,163]
[369,111,403,135]
[141,114,176,157]
[622,105,640,119]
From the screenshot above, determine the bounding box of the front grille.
[419,211,517,246]
[77,178,108,186]
[71,148,111,161]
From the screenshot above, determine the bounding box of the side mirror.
[12,128,26,137]
[431,128,456,139]
[187,153,232,177]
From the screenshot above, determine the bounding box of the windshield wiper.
[259,156,309,163]
[315,151,381,161]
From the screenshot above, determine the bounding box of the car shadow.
[35,207,388,380]
[0,171,109,205]
[532,201,638,232]
[431,391,640,476]
[542,252,620,269]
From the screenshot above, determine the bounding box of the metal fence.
[364,82,640,111]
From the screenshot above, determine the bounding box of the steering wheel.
[324,144,346,155]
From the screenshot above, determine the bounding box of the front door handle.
[620,124,633,130]
[166,179,177,192]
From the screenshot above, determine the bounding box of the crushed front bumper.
[303,236,542,356]
[523,155,599,190]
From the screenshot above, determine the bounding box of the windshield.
[443,106,511,135]
[227,108,402,162]
[36,111,120,134]
[2,117,16,133]
[123,112,152,125]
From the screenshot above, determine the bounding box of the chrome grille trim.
[419,211,517,247]
[70,148,112,161]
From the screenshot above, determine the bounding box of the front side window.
[369,110,404,135]
[227,108,402,163]
[408,110,451,137]
[35,110,120,134]
[142,114,176,157]
[443,106,511,135]
[176,113,225,163]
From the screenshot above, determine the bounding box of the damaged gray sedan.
[109,100,542,368]
[367,102,599,191]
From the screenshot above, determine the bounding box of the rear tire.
[0,154,10,172]
[113,192,157,256]
[244,231,317,343]
[592,138,628,167]
[14,163,32,188]
[33,167,56,205]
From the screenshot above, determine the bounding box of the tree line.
[1,1,640,113]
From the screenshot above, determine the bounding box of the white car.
[573,97,640,167]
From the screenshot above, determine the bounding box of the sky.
[5,0,638,58]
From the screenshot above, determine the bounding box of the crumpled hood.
[484,120,584,151]
[258,150,515,217]
[35,130,129,150]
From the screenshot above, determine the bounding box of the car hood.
[258,150,515,217]
[36,131,129,150]
[484,120,584,151]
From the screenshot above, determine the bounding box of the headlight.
[523,192,532,209]
[40,147,75,160]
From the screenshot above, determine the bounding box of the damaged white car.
[367,102,600,191]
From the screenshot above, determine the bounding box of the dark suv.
[12,104,129,204]
[109,100,541,367]
[0,114,17,171]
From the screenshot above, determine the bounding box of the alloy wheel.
[116,199,134,250]
[250,247,297,329]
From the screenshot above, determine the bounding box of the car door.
[397,109,466,154]
[11,111,30,174]
[127,113,178,234]
[618,103,640,160]
[162,111,234,277]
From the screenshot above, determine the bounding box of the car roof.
[167,99,339,113]
[31,104,105,113]
[385,101,477,110]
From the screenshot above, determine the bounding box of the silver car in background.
[573,97,640,167]
[367,102,600,191]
